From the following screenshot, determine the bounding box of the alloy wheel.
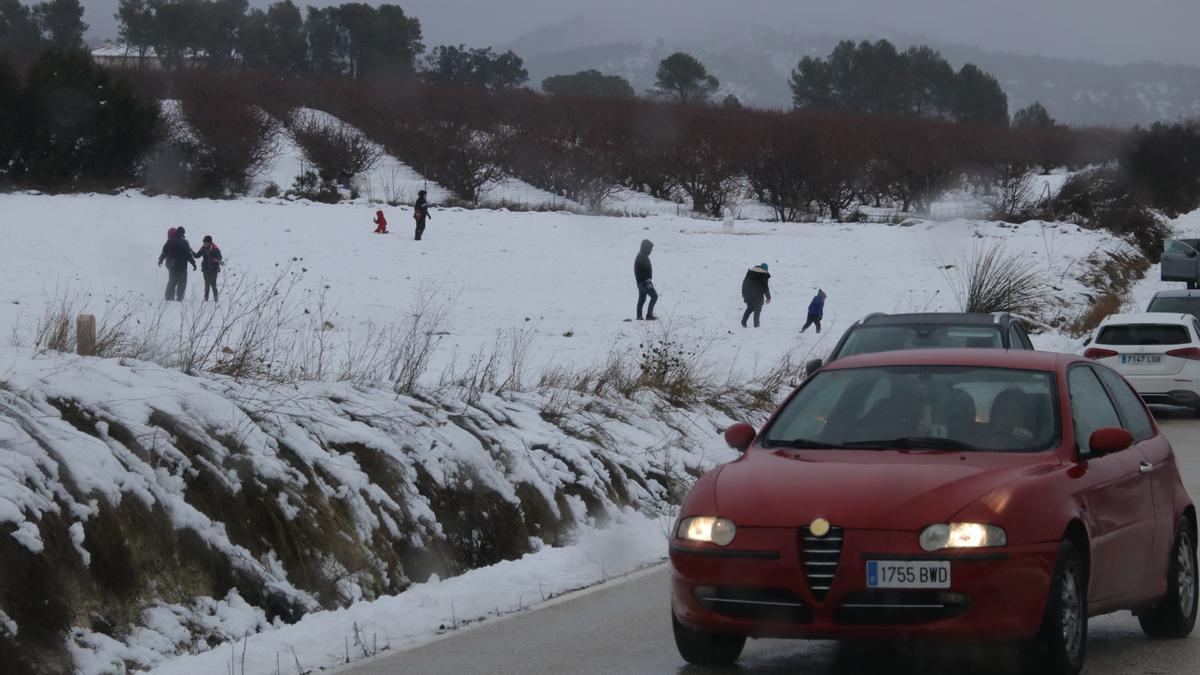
[1179,530,1196,619]
[1060,565,1083,659]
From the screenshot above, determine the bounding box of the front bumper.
[670,526,1057,643]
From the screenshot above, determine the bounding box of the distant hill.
[513,22,1200,127]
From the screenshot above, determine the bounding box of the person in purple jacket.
[801,289,826,333]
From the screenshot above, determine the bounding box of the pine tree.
[653,52,719,103]
[33,0,85,48]
[1013,101,1055,128]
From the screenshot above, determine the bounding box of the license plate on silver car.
[1121,355,1162,365]
[866,560,950,589]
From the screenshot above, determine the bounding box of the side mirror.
[1088,427,1134,455]
[724,423,756,453]
[804,359,824,376]
[1083,337,1092,346]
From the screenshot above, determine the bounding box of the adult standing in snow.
[158,226,196,301]
[634,239,657,321]
[801,289,826,333]
[373,209,389,234]
[193,235,223,302]
[741,263,772,328]
[414,190,432,240]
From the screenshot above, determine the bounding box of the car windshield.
[763,366,1058,453]
[1146,297,1200,320]
[1096,324,1190,346]
[835,325,1004,359]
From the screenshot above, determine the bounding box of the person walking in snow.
[373,209,389,234]
[193,235,224,302]
[634,239,657,320]
[801,289,827,334]
[741,263,772,328]
[413,190,432,240]
[157,226,196,302]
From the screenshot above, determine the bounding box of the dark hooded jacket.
[159,231,196,271]
[742,266,771,304]
[194,243,223,274]
[634,239,653,284]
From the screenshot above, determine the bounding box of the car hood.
[715,449,1056,530]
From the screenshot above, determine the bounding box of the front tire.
[1022,539,1087,675]
[1139,516,1198,639]
[672,611,745,666]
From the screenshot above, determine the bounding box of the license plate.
[1121,354,1162,365]
[866,560,951,589]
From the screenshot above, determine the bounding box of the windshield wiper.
[840,437,981,452]
[767,438,853,450]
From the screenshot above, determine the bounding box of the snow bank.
[0,348,742,673]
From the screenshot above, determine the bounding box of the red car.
[671,349,1197,674]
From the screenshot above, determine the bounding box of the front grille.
[801,525,844,601]
[693,586,811,623]
[836,591,972,625]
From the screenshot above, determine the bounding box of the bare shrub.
[390,283,453,394]
[288,111,382,188]
[34,291,80,353]
[941,243,1049,316]
[177,74,281,196]
[984,162,1037,221]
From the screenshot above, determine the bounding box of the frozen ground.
[1,192,1131,385]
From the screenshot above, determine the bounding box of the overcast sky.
[81,0,1200,67]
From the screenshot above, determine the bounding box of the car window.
[763,365,1058,453]
[1146,297,1200,320]
[1164,240,1199,256]
[1007,324,1032,350]
[836,325,1003,359]
[1094,367,1154,442]
[1095,324,1190,346]
[1068,366,1123,456]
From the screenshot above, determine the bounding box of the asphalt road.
[343,408,1200,675]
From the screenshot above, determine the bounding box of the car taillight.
[1166,347,1200,360]
[1083,347,1118,359]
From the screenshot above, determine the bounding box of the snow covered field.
[2,191,1129,385]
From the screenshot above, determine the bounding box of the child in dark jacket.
[193,235,223,302]
[801,289,826,333]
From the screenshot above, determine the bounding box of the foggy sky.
[80,0,1200,67]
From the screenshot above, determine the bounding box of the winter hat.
[203,235,213,243]
[418,190,427,196]
[760,262,769,270]
[167,227,176,238]
[176,226,186,236]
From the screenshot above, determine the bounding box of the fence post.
[77,314,96,357]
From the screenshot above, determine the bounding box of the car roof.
[857,312,1011,327]
[1150,289,1200,299]
[1098,312,1193,326]
[824,348,1074,372]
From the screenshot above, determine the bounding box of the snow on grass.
[147,509,667,675]
[0,192,1129,386]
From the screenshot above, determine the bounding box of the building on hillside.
[91,41,201,70]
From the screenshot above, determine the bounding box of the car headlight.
[919,523,1007,551]
[676,516,737,546]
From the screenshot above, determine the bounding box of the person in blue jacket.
[801,289,826,333]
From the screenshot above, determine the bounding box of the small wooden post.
[76,314,96,357]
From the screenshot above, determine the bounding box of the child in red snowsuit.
[373,210,388,234]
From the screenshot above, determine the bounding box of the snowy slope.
[2,192,1129,387]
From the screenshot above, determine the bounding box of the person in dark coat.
[634,239,657,320]
[193,235,224,302]
[801,289,826,333]
[413,190,432,240]
[741,263,771,328]
[158,226,196,301]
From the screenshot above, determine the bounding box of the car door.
[1161,239,1200,282]
[1066,365,1157,602]
[1095,366,1175,600]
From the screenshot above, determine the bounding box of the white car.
[1084,312,1200,410]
